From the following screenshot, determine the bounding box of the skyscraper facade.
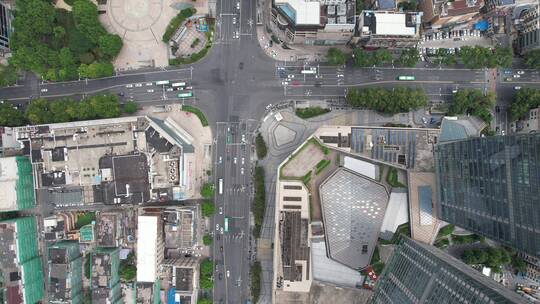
[371,237,526,303]
[0,0,11,51]
[434,133,540,256]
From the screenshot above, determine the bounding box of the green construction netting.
[13,217,44,303]
[79,224,94,242]
[22,257,44,304]
[153,279,161,304]
[15,156,35,210]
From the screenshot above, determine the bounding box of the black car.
[219,273,223,280]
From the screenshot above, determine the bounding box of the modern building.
[0,217,44,304]
[91,247,122,304]
[137,214,164,283]
[0,156,36,212]
[371,236,527,303]
[270,0,356,45]
[48,241,83,304]
[516,3,540,54]
[0,0,11,52]
[512,107,539,134]
[434,133,540,257]
[359,10,422,48]
[419,0,483,34]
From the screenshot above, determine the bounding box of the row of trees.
[459,46,513,69]
[448,89,496,124]
[9,0,122,81]
[525,49,540,70]
[253,166,266,238]
[0,94,137,127]
[199,259,213,289]
[346,87,428,114]
[331,48,420,68]
[461,247,512,273]
[510,87,540,120]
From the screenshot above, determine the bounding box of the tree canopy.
[510,87,540,120]
[346,87,427,114]
[326,48,347,65]
[201,201,215,217]
[0,103,26,127]
[397,48,420,67]
[461,247,511,272]
[448,89,496,123]
[352,49,393,67]
[525,49,540,70]
[459,46,512,69]
[200,183,214,198]
[8,0,122,81]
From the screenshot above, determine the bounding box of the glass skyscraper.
[434,133,540,256]
[0,0,11,50]
[371,237,526,303]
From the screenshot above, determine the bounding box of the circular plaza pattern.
[109,0,163,32]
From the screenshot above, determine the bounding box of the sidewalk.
[255,25,350,63]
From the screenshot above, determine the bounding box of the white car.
[282,81,288,86]
[220,227,224,234]
[146,82,153,86]
[219,156,223,163]
[186,86,193,90]
[232,17,236,24]
[126,84,133,88]
[219,207,223,215]
[241,157,245,165]
[237,2,240,9]
[517,70,525,75]
[40,88,48,93]
[135,83,143,87]
[337,74,344,78]
[216,224,220,231]
[233,157,237,164]
[166,88,174,92]
[241,168,244,175]
[513,74,520,78]
[265,104,273,110]
[147,89,154,93]
[241,134,246,142]
[515,86,522,90]
[227,270,230,277]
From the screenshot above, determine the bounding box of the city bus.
[224,217,229,233]
[177,91,193,98]
[155,80,170,85]
[172,82,186,87]
[218,178,223,195]
[301,69,316,74]
[397,76,415,81]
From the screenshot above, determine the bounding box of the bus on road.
[177,91,193,98]
[155,80,170,85]
[224,217,229,233]
[172,82,186,87]
[397,76,415,81]
[218,178,223,195]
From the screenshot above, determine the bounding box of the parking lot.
[418,29,494,59]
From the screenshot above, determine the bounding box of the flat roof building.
[137,215,164,282]
[0,156,35,212]
[48,241,83,304]
[91,247,122,304]
[359,11,422,48]
[0,217,44,304]
[435,133,540,257]
[371,236,527,303]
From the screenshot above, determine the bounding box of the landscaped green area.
[510,87,540,120]
[75,212,95,229]
[250,262,262,303]
[352,49,393,67]
[200,182,214,198]
[182,105,209,127]
[84,254,91,279]
[346,87,427,114]
[461,247,510,272]
[326,48,346,65]
[279,137,328,180]
[201,201,215,217]
[203,234,212,245]
[256,133,268,159]
[370,245,385,274]
[123,101,138,114]
[386,167,405,188]
[295,107,330,119]
[119,252,136,282]
[0,64,18,86]
[162,8,196,42]
[9,0,122,81]
[434,238,450,249]
[253,167,266,238]
[0,94,131,126]
[315,159,331,175]
[448,89,496,123]
[397,48,420,67]
[302,170,312,185]
[169,19,214,66]
[451,233,485,245]
[459,46,513,69]
[199,259,213,289]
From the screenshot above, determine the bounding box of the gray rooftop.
[320,168,388,270]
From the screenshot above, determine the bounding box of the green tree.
[197,299,212,304]
[200,182,215,198]
[397,0,417,10]
[25,98,51,124]
[512,256,527,273]
[119,264,136,281]
[50,98,75,122]
[78,62,114,79]
[0,64,18,87]
[448,89,495,123]
[326,48,346,65]
[374,49,393,65]
[352,48,373,67]
[98,33,123,59]
[255,133,267,159]
[510,88,540,120]
[494,47,513,68]
[397,48,419,67]
[525,49,540,70]
[203,234,212,245]
[346,87,427,114]
[123,100,138,114]
[201,201,215,217]
[72,0,106,43]
[0,103,26,126]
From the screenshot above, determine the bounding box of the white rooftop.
[137,215,159,282]
[380,191,409,240]
[343,156,377,180]
[0,157,19,211]
[373,12,416,36]
[275,0,321,25]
